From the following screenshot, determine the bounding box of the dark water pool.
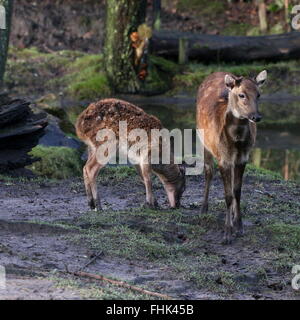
[120,94,300,183]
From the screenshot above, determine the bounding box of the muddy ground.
[0,166,299,300]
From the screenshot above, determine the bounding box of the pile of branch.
[0,94,48,172]
[152,31,300,62]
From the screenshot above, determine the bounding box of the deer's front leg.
[233,162,246,236]
[219,164,234,244]
[139,164,158,209]
[83,153,103,211]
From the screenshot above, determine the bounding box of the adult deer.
[76,98,185,211]
[196,71,267,244]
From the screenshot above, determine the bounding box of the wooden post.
[252,148,262,168]
[283,149,289,180]
[178,38,188,65]
[153,0,161,31]
[284,0,290,32]
[256,0,268,33]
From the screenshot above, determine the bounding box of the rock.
[38,113,82,149]
[0,96,48,172]
[35,93,63,117]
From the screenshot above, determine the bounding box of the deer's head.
[225,70,267,123]
[163,164,186,209]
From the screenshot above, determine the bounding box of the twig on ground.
[78,251,104,272]
[70,270,173,300]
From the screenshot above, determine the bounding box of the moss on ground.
[28,145,83,179]
[62,54,111,100]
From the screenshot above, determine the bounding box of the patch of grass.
[5,47,84,95]
[70,207,246,295]
[265,223,300,251]
[72,208,203,261]
[100,166,137,183]
[0,174,55,184]
[6,47,177,102]
[64,54,111,100]
[246,164,283,180]
[28,145,83,179]
[198,213,220,230]
[51,275,155,300]
[171,256,241,294]
[27,220,81,232]
[171,60,300,95]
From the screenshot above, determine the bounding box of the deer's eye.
[257,93,261,99]
[238,93,246,99]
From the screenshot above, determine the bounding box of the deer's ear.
[256,70,267,87]
[225,74,236,90]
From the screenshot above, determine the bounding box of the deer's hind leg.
[232,162,246,236]
[201,149,214,214]
[219,163,234,244]
[83,147,103,211]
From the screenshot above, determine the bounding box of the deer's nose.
[249,113,262,122]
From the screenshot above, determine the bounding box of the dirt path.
[0,168,299,300]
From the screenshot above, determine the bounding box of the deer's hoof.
[142,201,158,210]
[222,230,233,245]
[221,237,232,245]
[88,199,96,210]
[94,205,102,212]
[233,221,244,237]
[235,229,244,237]
[88,199,102,212]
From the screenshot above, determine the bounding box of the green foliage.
[267,0,285,12]
[28,146,83,179]
[269,23,285,34]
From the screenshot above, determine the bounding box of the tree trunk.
[104,0,147,93]
[0,0,13,87]
[256,0,268,33]
[151,30,300,62]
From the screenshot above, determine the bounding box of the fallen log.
[152,31,300,62]
[0,94,48,172]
